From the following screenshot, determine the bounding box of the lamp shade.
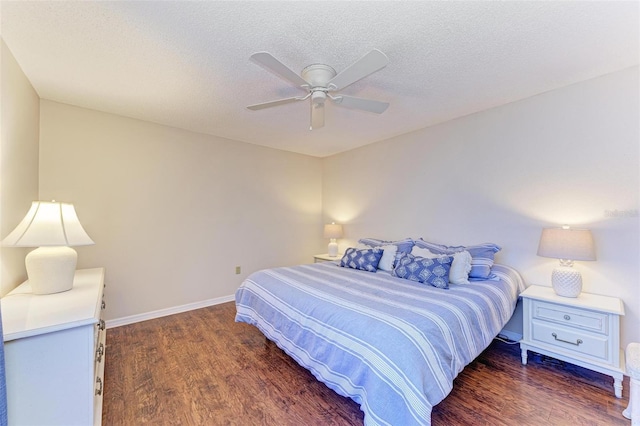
[323,223,343,239]
[2,201,94,247]
[537,227,596,261]
[2,201,94,294]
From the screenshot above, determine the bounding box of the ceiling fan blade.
[327,49,389,91]
[247,97,302,111]
[310,102,325,130]
[250,52,309,88]
[333,95,389,114]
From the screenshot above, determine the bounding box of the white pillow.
[410,247,471,284]
[411,247,438,259]
[450,251,472,285]
[357,243,398,271]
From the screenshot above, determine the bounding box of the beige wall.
[323,67,640,346]
[38,101,323,320]
[0,39,40,296]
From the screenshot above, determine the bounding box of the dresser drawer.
[532,300,608,334]
[531,320,609,362]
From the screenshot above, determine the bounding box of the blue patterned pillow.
[392,252,452,289]
[340,247,383,273]
[415,239,501,280]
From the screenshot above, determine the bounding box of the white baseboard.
[106,294,236,329]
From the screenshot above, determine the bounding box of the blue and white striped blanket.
[235,262,524,426]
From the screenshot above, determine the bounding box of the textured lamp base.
[25,246,78,294]
[327,240,339,257]
[552,266,582,298]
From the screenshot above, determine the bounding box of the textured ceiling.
[1,1,638,157]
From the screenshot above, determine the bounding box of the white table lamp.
[537,226,596,297]
[323,222,343,257]
[2,201,94,294]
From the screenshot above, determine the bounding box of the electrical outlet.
[235,266,241,275]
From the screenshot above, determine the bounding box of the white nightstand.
[314,253,342,263]
[519,285,625,398]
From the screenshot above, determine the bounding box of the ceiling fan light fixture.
[310,101,324,131]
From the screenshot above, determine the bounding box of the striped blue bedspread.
[235,262,524,426]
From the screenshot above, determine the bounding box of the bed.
[235,259,524,426]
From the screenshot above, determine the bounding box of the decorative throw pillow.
[411,246,472,284]
[340,247,383,273]
[415,239,501,280]
[357,243,398,271]
[392,252,452,289]
[357,238,414,268]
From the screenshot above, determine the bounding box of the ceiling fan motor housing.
[301,64,336,88]
[311,90,327,105]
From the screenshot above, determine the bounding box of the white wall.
[39,101,323,321]
[323,67,640,346]
[0,39,40,296]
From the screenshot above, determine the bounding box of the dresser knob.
[96,319,105,331]
[564,315,570,320]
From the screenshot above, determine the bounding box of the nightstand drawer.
[531,320,608,361]
[532,300,607,334]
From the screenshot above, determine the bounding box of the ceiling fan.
[247,49,390,130]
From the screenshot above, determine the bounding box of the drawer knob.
[552,332,583,346]
[95,377,103,396]
[564,315,570,321]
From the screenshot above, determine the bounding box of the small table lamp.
[323,222,343,257]
[2,201,94,295]
[537,226,596,297]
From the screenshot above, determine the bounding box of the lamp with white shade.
[1,201,94,295]
[537,226,596,298]
[323,222,343,257]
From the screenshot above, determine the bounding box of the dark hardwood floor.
[103,302,630,425]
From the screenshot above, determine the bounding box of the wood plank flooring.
[103,302,630,425]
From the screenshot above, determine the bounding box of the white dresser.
[520,285,625,398]
[2,268,106,425]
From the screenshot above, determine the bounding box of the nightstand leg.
[623,376,638,420]
[622,404,631,420]
[520,346,528,365]
[614,376,623,399]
